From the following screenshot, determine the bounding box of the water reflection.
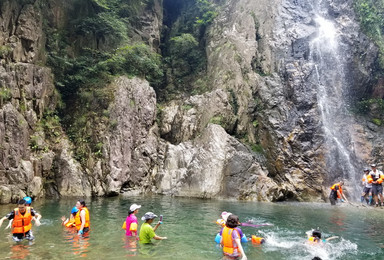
[329,208,346,232]
[9,244,31,259]
[123,236,139,257]
[63,228,90,257]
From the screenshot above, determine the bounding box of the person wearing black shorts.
[368,164,384,207]
[361,168,373,205]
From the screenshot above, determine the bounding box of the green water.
[0,196,383,259]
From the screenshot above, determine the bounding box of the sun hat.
[141,212,158,221]
[130,203,141,211]
[222,212,232,222]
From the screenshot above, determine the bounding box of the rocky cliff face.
[0,0,381,203]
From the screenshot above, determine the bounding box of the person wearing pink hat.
[123,203,141,237]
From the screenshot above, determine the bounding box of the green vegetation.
[353,98,384,126]
[169,33,204,78]
[42,0,165,165]
[0,46,12,59]
[372,118,382,126]
[354,0,384,69]
[354,98,384,114]
[195,0,218,26]
[209,116,223,125]
[0,87,12,106]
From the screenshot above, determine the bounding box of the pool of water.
[0,196,383,259]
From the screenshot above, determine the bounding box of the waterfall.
[309,9,360,198]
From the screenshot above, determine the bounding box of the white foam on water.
[258,229,358,260]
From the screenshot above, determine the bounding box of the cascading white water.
[309,12,360,198]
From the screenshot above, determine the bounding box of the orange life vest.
[221,226,239,255]
[12,207,32,234]
[75,207,90,231]
[65,215,76,228]
[367,171,384,184]
[330,183,343,198]
[251,235,265,244]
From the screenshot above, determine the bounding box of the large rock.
[155,124,280,200]
[101,77,158,196]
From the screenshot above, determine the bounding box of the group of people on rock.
[361,163,384,207]
[329,163,384,207]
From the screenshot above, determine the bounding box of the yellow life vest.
[75,207,90,231]
[221,226,239,255]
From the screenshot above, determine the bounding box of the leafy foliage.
[169,33,204,77]
[354,0,384,69]
[195,0,218,26]
[74,12,128,43]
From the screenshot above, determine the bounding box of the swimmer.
[307,229,339,244]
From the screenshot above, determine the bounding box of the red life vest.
[75,207,90,231]
[12,207,32,234]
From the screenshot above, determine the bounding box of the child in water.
[221,214,247,260]
[61,207,79,227]
[307,229,339,244]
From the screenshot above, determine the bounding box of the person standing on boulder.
[367,164,384,207]
[329,181,348,205]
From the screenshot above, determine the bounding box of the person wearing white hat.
[139,212,167,244]
[123,203,141,237]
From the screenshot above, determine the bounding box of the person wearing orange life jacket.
[5,196,39,230]
[215,212,249,244]
[361,168,373,205]
[75,200,90,236]
[367,164,384,207]
[61,207,79,228]
[329,181,348,205]
[0,199,41,242]
[221,214,247,260]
